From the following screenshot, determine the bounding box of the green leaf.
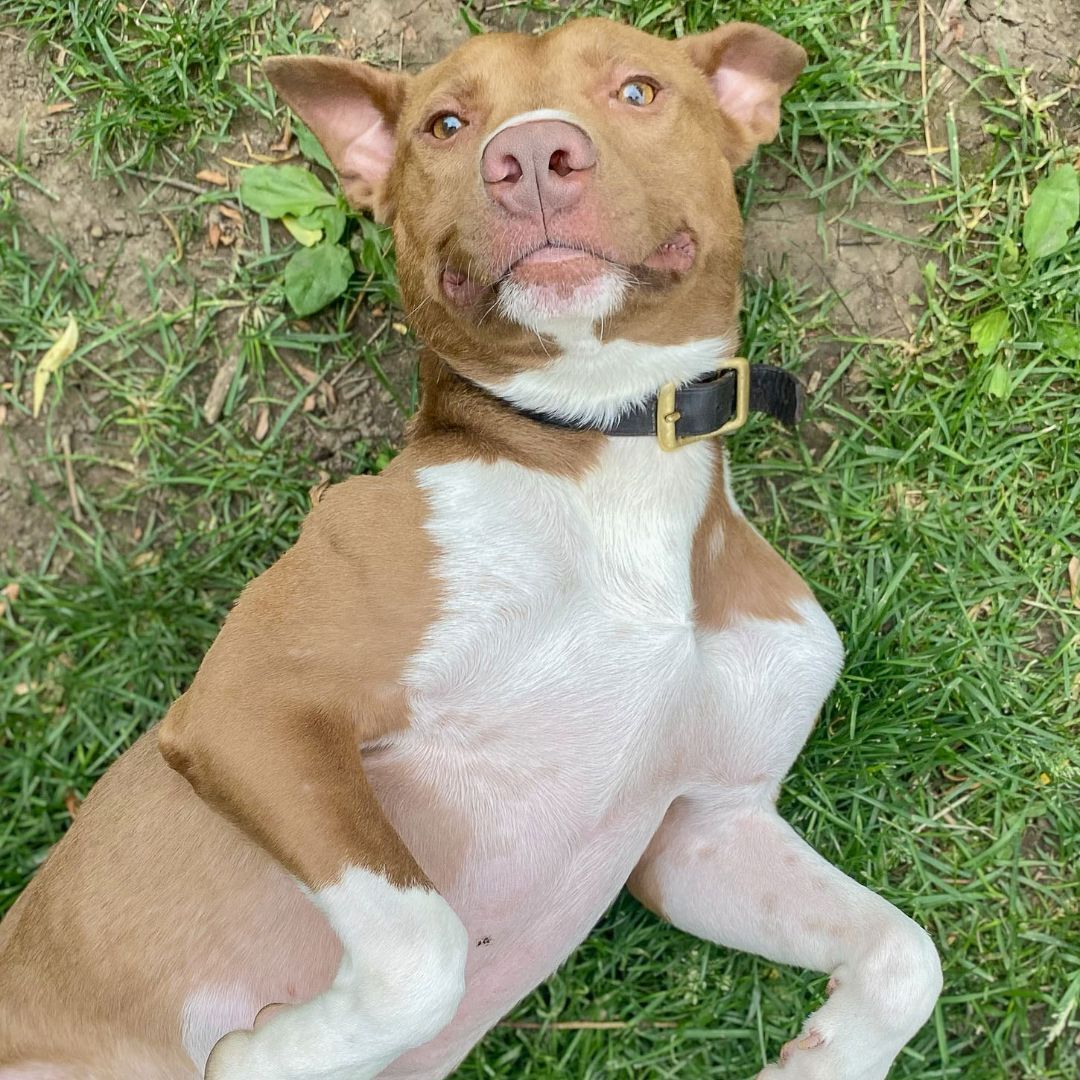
[284,243,354,316]
[970,308,1010,357]
[1042,321,1080,361]
[298,204,347,245]
[999,236,1020,273]
[239,164,335,219]
[986,361,1010,400]
[1023,165,1080,260]
[281,214,323,247]
[294,121,333,171]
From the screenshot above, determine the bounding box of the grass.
[2,0,1079,1077]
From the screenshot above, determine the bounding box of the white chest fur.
[405,439,713,750]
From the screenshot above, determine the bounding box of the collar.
[515,358,805,451]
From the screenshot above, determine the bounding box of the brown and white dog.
[0,17,942,1080]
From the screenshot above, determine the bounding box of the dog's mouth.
[440,229,697,311]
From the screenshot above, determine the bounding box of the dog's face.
[266,19,804,389]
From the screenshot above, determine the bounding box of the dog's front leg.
[628,798,942,1079]
[157,513,468,1080]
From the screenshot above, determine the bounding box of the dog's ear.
[263,56,409,219]
[679,23,806,165]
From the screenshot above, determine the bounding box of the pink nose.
[481,120,596,216]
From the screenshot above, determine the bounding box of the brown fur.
[691,445,812,629]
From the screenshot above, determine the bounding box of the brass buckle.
[656,357,750,452]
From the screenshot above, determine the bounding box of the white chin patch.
[495,270,629,336]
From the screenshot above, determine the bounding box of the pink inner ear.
[710,67,780,142]
[322,100,395,186]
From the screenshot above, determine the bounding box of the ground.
[1,1,1078,1077]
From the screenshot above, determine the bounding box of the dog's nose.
[481,120,596,216]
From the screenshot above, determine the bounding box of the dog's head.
[266,19,804,418]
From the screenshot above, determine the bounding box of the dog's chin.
[496,250,629,334]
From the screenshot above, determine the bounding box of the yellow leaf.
[1038,772,1051,785]
[281,215,323,247]
[32,314,79,418]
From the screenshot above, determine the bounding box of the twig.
[498,1020,678,1030]
[158,212,183,262]
[128,170,242,214]
[917,0,944,212]
[59,432,83,524]
[330,317,391,388]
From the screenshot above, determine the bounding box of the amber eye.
[619,79,657,106]
[430,113,465,140]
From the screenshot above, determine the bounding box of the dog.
[0,17,942,1080]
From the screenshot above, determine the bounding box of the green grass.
[2,0,1078,1077]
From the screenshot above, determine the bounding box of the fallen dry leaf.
[207,218,222,250]
[219,205,244,224]
[202,352,240,425]
[309,471,332,507]
[302,394,317,413]
[65,791,82,819]
[46,101,75,115]
[195,168,229,187]
[1069,555,1079,610]
[254,404,270,442]
[289,358,320,384]
[32,314,79,418]
[2,582,19,607]
[966,597,992,621]
[0,403,7,427]
[392,322,408,335]
[310,2,332,31]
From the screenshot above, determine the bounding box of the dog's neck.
[407,330,736,475]
[407,351,607,477]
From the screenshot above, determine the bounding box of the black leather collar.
[517,362,804,448]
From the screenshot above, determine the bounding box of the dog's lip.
[504,229,695,278]
[506,242,618,276]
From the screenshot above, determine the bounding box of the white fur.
[481,108,589,155]
[204,871,467,1080]
[495,269,629,339]
[483,332,734,426]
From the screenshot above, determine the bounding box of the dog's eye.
[430,113,466,140]
[619,79,657,107]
